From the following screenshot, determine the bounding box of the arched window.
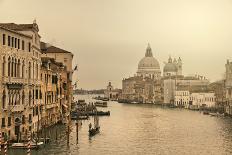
[22,60,25,78]
[22,91,25,105]
[29,91,32,106]
[2,56,5,76]
[17,59,20,77]
[8,57,11,77]
[2,90,6,109]
[28,62,31,79]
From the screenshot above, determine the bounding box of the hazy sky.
[1,0,232,89]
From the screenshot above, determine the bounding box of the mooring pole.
[76,121,78,144]
[4,139,7,155]
[27,131,31,155]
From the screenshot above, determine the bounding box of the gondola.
[88,110,100,137]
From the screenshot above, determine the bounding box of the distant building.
[121,44,162,103]
[104,82,121,100]
[174,91,216,108]
[174,91,190,107]
[163,75,209,104]
[190,93,216,108]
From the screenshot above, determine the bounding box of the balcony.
[2,76,25,84]
[46,103,57,109]
[9,105,24,112]
[28,79,34,85]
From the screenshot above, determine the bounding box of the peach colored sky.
[1,0,232,89]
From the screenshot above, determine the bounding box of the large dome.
[138,57,160,70]
[137,44,161,77]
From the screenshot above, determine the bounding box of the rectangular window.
[36,90,38,99]
[29,114,32,123]
[29,42,31,52]
[22,40,25,50]
[8,36,11,46]
[11,37,14,47]
[8,117,11,126]
[15,38,17,48]
[2,34,5,45]
[1,118,5,127]
[18,39,20,49]
[22,115,25,124]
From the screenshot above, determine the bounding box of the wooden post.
[4,139,7,155]
[27,131,31,155]
[76,121,78,144]
[55,126,58,141]
[0,132,2,151]
[67,123,70,145]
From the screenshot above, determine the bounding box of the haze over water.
[8,95,232,155]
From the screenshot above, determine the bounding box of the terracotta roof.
[0,23,39,31]
[40,42,72,54]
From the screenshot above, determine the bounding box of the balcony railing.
[46,103,57,109]
[2,76,25,84]
[9,105,24,112]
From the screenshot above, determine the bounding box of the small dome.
[163,63,178,72]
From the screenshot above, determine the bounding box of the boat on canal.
[89,111,100,137]
[11,141,44,149]
[94,101,108,107]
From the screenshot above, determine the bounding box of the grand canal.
[8,95,232,155]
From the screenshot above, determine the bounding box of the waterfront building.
[121,76,156,103]
[40,57,68,127]
[0,22,74,142]
[174,91,216,108]
[0,21,42,141]
[174,91,190,107]
[163,56,182,77]
[104,82,121,100]
[225,60,232,115]
[190,93,216,108]
[164,75,209,104]
[40,42,73,121]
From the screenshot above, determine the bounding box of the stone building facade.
[0,22,42,141]
[121,44,162,103]
[0,22,73,141]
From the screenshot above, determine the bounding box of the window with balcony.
[2,34,5,45]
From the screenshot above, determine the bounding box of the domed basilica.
[137,44,161,79]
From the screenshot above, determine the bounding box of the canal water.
[8,95,232,155]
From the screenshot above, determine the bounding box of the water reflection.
[8,95,232,155]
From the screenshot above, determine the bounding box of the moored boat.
[11,141,44,149]
[94,101,107,107]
